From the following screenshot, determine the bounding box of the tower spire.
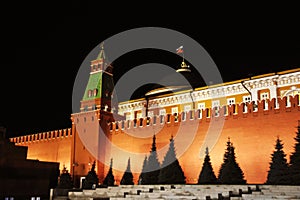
[97,42,106,60]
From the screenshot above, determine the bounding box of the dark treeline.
[59,122,300,189]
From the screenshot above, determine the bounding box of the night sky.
[1,2,299,137]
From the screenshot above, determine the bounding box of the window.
[212,100,220,108]
[243,95,251,103]
[260,92,269,110]
[212,100,220,117]
[197,102,205,110]
[184,105,191,112]
[91,116,94,121]
[260,92,269,100]
[159,109,166,116]
[84,106,88,112]
[125,113,131,121]
[147,111,154,117]
[227,98,235,105]
[88,90,92,98]
[121,121,125,129]
[153,116,157,124]
[171,107,178,115]
[184,105,191,120]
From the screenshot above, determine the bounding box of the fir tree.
[218,138,246,184]
[140,134,161,184]
[266,137,289,184]
[82,161,99,189]
[120,158,134,185]
[138,156,148,184]
[198,147,217,184]
[158,136,186,184]
[103,158,115,186]
[57,166,73,189]
[289,122,300,185]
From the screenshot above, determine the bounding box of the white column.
[250,88,258,102]
[269,85,278,108]
[250,88,258,111]
[269,85,277,100]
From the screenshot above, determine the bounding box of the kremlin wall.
[9,47,300,187]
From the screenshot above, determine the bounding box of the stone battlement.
[108,95,300,132]
[10,128,72,144]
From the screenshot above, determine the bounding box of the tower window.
[84,106,88,112]
[93,89,98,96]
[88,90,92,98]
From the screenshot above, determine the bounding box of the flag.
[176,45,183,54]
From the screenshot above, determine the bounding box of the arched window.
[88,90,92,98]
[93,89,98,96]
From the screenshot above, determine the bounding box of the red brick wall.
[107,96,300,184]
[11,95,300,185]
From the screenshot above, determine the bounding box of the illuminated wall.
[106,96,300,184]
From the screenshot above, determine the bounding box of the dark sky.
[1,2,299,137]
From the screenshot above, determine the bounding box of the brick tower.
[71,44,123,187]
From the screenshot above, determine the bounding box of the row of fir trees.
[266,124,300,185]
[56,123,300,188]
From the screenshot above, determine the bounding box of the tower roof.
[96,43,106,60]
